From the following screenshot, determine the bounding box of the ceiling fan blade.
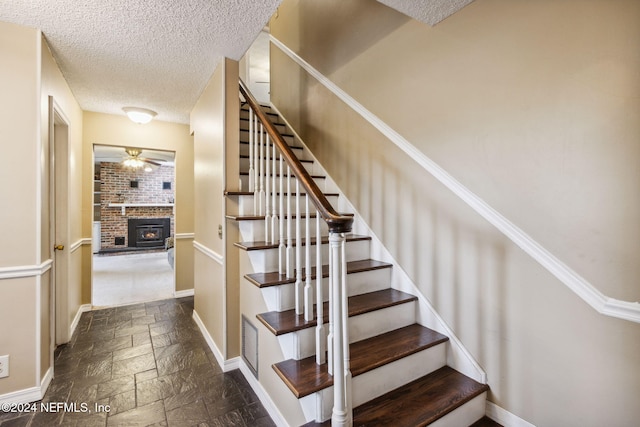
[143,159,162,166]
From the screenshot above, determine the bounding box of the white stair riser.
[239,175,326,194]
[429,392,487,427]
[238,218,329,243]
[239,119,287,132]
[239,158,316,179]
[245,239,370,272]
[303,344,448,422]
[236,193,338,217]
[240,132,296,146]
[240,109,279,119]
[277,301,416,360]
[259,268,392,312]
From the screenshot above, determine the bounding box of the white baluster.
[304,195,313,321]
[253,113,259,212]
[295,179,303,315]
[271,142,277,244]
[278,155,285,275]
[315,211,325,365]
[330,232,352,427]
[258,123,265,216]
[265,134,271,240]
[286,166,293,278]
[249,107,260,215]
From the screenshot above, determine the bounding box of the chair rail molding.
[0,259,53,280]
[193,240,223,265]
[270,35,640,324]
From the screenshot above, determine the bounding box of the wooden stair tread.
[302,367,488,426]
[273,324,449,398]
[246,259,391,288]
[227,212,351,221]
[258,288,414,335]
[234,234,369,251]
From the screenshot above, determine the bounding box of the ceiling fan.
[123,148,163,169]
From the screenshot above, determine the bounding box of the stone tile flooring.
[0,297,276,427]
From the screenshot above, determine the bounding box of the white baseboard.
[0,367,53,405]
[69,304,91,338]
[192,309,240,372]
[239,360,288,427]
[174,289,194,298]
[487,402,536,427]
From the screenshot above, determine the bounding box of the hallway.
[0,297,275,427]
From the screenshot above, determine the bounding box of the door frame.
[48,96,71,352]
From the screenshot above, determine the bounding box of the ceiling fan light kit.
[122,107,157,124]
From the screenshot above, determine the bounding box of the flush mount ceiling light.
[122,107,157,124]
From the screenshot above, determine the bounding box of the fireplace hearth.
[128,218,170,248]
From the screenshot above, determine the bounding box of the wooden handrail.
[239,79,353,234]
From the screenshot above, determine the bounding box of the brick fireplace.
[97,162,175,251]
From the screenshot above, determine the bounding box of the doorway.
[91,145,176,307]
[49,98,70,349]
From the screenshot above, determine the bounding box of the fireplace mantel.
[108,203,174,215]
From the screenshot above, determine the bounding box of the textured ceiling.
[377,0,474,26]
[0,0,281,124]
[1,1,470,125]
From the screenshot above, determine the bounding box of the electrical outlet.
[0,355,9,378]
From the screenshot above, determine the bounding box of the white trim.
[0,259,53,280]
[69,304,91,338]
[239,359,288,427]
[270,35,640,324]
[192,309,240,372]
[175,232,195,240]
[487,402,536,427]
[0,367,52,405]
[70,238,91,253]
[193,240,224,265]
[174,289,194,298]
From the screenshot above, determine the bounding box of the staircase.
[229,82,498,426]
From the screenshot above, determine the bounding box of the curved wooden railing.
[240,79,353,426]
[239,79,353,234]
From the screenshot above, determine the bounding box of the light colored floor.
[92,251,174,307]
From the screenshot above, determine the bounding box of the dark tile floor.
[0,297,276,427]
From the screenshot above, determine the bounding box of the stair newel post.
[304,195,313,321]
[265,134,271,240]
[330,232,352,427]
[315,210,326,365]
[248,108,255,193]
[286,166,293,278]
[258,123,265,216]
[278,154,285,275]
[295,179,303,315]
[271,142,278,244]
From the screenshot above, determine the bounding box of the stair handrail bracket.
[239,79,354,425]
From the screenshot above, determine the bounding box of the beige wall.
[270,1,640,425]
[0,22,83,398]
[191,61,227,356]
[82,111,194,293]
[191,58,241,360]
